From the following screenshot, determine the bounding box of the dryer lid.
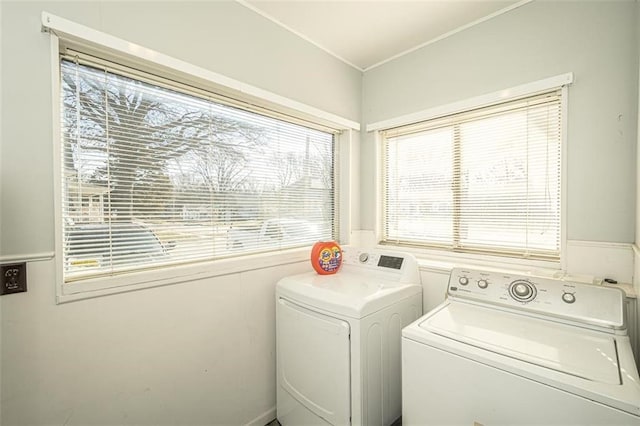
[276,270,421,319]
[419,302,620,385]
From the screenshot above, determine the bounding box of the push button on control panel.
[477,279,488,289]
[458,276,469,286]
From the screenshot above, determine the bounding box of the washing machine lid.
[276,271,421,319]
[418,302,620,385]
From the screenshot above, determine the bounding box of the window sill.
[375,243,562,278]
[57,247,310,304]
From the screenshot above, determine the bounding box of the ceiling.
[240,0,525,71]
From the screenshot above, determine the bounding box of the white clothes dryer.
[402,267,640,425]
[276,246,422,426]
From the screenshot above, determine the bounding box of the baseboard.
[244,407,276,426]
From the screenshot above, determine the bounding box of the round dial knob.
[458,276,469,286]
[562,292,576,304]
[477,279,488,289]
[508,280,536,302]
[358,253,369,263]
[514,283,531,297]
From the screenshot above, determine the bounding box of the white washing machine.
[402,267,640,425]
[276,246,422,426]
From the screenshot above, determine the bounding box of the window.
[61,56,337,283]
[381,90,562,261]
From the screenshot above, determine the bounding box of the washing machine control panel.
[448,267,625,330]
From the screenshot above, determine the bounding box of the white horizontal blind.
[382,91,562,260]
[61,58,337,282]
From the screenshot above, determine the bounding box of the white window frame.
[43,12,359,303]
[367,73,572,271]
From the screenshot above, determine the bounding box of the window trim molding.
[371,74,572,268]
[45,14,358,303]
[559,83,569,271]
[41,11,360,132]
[58,246,312,303]
[366,73,573,133]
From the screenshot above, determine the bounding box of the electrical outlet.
[1,262,27,295]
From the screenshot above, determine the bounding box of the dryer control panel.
[340,246,420,284]
[447,267,625,332]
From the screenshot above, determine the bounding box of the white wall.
[636,1,640,251]
[361,0,639,245]
[0,0,3,419]
[634,0,640,356]
[0,2,361,425]
[4,259,310,426]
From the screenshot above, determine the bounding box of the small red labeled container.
[310,241,342,275]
